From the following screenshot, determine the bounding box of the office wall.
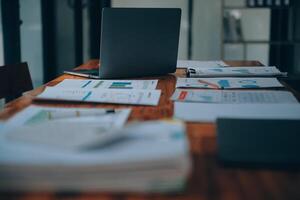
[240,9,270,65]
[112,0,189,59]
[20,0,43,87]
[55,0,76,73]
[192,0,270,64]
[224,0,244,7]
[191,0,222,60]
[112,0,270,65]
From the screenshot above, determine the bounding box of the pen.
[63,71,99,79]
[47,109,116,120]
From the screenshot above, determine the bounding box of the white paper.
[2,106,131,150]
[2,105,131,131]
[55,79,158,90]
[174,102,300,122]
[187,66,286,77]
[176,77,283,89]
[176,60,229,68]
[171,89,298,104]
[6,121,129,150]
[36,87,161,106]
[0,119,189,166]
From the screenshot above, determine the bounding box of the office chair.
[0,62,33,103]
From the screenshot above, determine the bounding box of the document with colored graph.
[176,77,283,89]
[55,79,158,90]
[36,87,161,106]
[187,66,286,77]
[171,89,298,104]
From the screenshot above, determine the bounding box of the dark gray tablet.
[217,118,300,166]
[99,8,181,79]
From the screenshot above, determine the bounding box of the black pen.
[64,70,99,79]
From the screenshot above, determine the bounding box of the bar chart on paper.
[36,87,161,106]
[171,89,299,104]
[187,66,285,78]
[55,79,158,90]
[109,82,133,89]
[176,78,283,89]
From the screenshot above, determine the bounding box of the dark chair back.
[0,62,33,102]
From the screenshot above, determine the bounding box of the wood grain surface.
[0,60,299,200]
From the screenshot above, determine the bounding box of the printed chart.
[56,79,158,90]
[176,78,283,89]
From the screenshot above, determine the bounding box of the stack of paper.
[187,66,286,77]
[0,116,191,192]
[35,79,161,106]
[176,77,283,89]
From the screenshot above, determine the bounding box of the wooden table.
[1,60,300,200]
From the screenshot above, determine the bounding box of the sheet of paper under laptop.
[171,89,298,104]
[176,60,229,68]
[176,77,283,89]
[187,66,287,77]
[55,79,158,90]
[36,87,161,106]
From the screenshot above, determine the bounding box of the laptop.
[65,8,181,79]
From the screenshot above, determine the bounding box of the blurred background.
[0,0,299,88]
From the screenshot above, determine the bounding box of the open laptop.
[65,8,181,79]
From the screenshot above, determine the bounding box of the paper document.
[0,120,190,192]
[56,79,158,90]
[171,89,298,104]
[7,121,129,151]
[36,87,161,106]
[176,77,283,89]
[1,105,131,150]
[2,105,131,131]
[174,102,300,122]
[177,60,229,68]
[187,66,286,77]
